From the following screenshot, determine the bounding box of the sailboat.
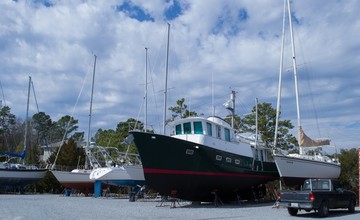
[0,76,47,192]
[51,55,112,194]
[89,48,152,188]
[89,150,145,187]
[272,0,341,186]
[129,24,278,202]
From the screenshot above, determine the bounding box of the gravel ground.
[0,194,359,220]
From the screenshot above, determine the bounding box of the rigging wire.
[30,78,50,150]
[292,16,323,138]
[51,61,93,169]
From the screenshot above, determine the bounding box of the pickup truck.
[278,179,357,217]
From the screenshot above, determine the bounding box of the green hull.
[131,131,279,202]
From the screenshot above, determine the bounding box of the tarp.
[298,127,330,147]
[0,150,26,159]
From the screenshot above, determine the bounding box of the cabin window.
[235,159,240,165]
[194,121,203,134]
[224,128,230,141]
[216,125,221,138]
[226,157,231,163]
[185,149,194,155]
[216,155,222,161]
[206,122,212,136]
[183,122,191,134]
[175,124,182,135]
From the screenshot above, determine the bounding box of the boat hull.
[0,169,47,191]
[89,165,145,187]
[51,170,94,194]
[131,131,279,202]
[273,154,341,186]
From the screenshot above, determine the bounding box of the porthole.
[226,157,231,163]
[186,149,194,155]
[216,155,222,161]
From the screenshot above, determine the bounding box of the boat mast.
[274,0,287,150]
[163,23,170,135]
[255,97,258,148]
[84,54,97,170]
[23,76,31,163]
[87,54,97,147]
[287,0,303,153]
[145,47,148,132]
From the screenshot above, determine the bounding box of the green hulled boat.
[131,115,279,202]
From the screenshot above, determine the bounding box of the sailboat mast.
[255,97,258,147]
[287,0,302,136]
[23,76,31,161]
[145,47,148,132]
[274,0,287,150]
[163,23,170,135]
[87,55,97,147]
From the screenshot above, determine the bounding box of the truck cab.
[278,178,357,217]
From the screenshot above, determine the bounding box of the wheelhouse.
[171,116,233,142]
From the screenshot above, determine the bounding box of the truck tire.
[318,201,329,217]
[287,207,298,216]
[348,199,355,213]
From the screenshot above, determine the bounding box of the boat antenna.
[225,90,236,128]
[163,23,170,135]
[211,72,215,116]
[273,0,286,150]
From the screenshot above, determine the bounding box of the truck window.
[303,180,311,190]
[321,181,329,190]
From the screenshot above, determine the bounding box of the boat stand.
[156,190,181,208]
[211,190,223,206]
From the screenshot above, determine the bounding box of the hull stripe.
[144,168,276,179]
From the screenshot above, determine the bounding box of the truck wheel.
[287,207,298,216]
[318,201,329,217]
[348,199,355,213]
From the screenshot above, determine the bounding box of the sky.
[0,0,359,150]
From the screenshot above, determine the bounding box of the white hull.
[0,168,47,189]
[273,154,341,185]
[51,169,95,194]
[89,165,145,186]
[51,169,94,184]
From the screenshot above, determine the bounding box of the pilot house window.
[175,124,182,135]
[183,122,191,134]
[194,121,203,134]
[224,128,230,141]
[206,122,212,136]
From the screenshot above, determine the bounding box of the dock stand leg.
[211,190,223,207]
[94,180,102,198]
[170,190,181,208]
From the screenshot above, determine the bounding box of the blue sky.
[0,0,359,150]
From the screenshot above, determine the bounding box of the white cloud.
[0,0,359,149]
